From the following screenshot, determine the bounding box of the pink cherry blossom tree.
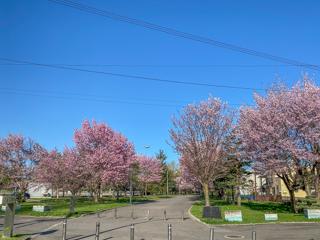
[176,161,200,194]
[288,79,320,199]
[35,149,65,198]
[62,147,88,213]
[136,155,162,195]
[239,78,320,212]
[170,97,233,206]
[74,120,135,201]
[0,134,43,201]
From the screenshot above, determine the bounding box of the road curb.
[187,205,320,227]
[188,206,211,227]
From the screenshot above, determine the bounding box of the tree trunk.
[94,192,99,203]
[116,190,120,200]
[315,165,320,201]
[203,183,210,207]
[236,185,241,207]
[302,167,311,197]
[69,193,76,214]
[288,189,297,213]
[279,174,298,213]
[56,188,59,199]
[315,175,320,200]
[231,186,235,204]
[304,181,311,197]
[144,184,148,196]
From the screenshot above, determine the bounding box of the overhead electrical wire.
[0,57,266,92]
[0,63,315,68]
[48,0,319,71]
[0,88,253,108]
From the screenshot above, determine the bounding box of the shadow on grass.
[242,201,291,213]
[194,199,292,213]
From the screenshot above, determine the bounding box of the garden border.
[187,205,320,227]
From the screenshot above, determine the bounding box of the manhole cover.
[224,235,245,239]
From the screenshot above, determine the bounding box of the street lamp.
[166,168,169,196]
[129,166,133,205]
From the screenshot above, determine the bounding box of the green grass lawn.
[0,233,29,240]
[0,195,167,218]
[191,200,320,225]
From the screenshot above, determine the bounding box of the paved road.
[0,215,62,239]
[1,196,320,240]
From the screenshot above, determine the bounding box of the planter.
[264,213,278,221]
[202,206,222,218]
[32,205,51,212]
[304,209,320,219]
[224,210,242,222]
[1,205,21,211]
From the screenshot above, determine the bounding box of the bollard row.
[130,224,135,240]
[114,208,117,219]
[62,219,257,240]
[252,230,256,240]
[95,221,100,240]
[209,227,214,240]
[62,217,67,240]
[168,224,172,240]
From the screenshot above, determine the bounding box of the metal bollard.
[164,209,167,221]
[62,217,67,240]
[168,224,172,240]
[130,224,135,240]
[252,231,256,240]
[146,209,150,220]
[114,208,117,219]
[131,207,134,219]
[95,222,100,240]
[209,227,214,240]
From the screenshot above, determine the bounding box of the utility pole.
[129,166,133,205]
[166,168,169,196]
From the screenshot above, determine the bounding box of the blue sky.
[1,0,319,162]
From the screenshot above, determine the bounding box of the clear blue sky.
[1,0,319,162]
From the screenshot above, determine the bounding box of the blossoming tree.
[136,155,162,195]
[170,97,233,206]
[239,78,320,212]
[74,120,135,201]
[35,149,65,198]
[0,134,43,200]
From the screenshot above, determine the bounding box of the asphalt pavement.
[0,196,319,240]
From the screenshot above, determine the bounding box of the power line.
[0,89,181,108]
[0,63,314,68]
[49,0,319,71]
[0,87,187,105]
[0,57,266,91]
[0,88,253,108]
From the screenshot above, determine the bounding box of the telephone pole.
[166,169,169,196]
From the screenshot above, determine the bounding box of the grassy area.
[1,195,167,218]
[191,200,320,225]
[0,233,29,240]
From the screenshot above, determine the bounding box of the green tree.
[156,150,168,195]
[213,130,251,206]
[155,150,178,195]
